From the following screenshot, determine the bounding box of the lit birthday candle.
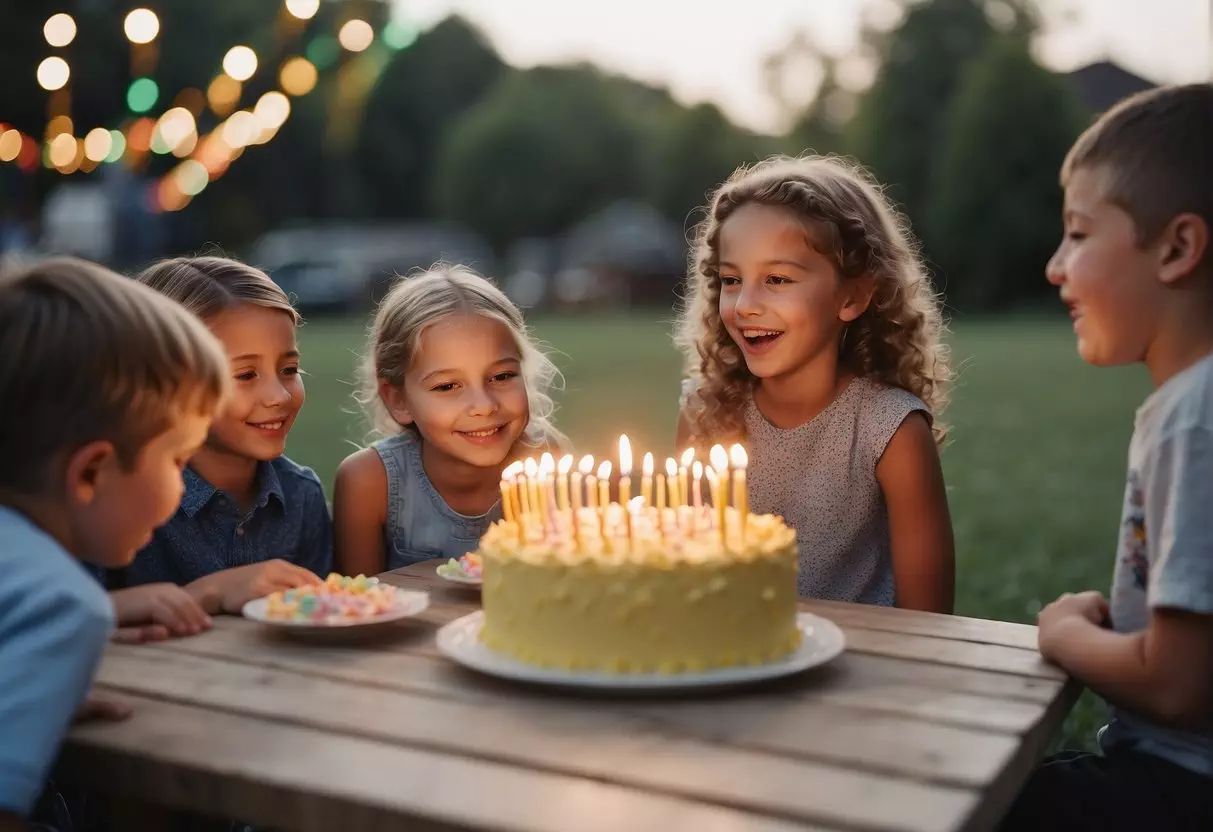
[641,452,653,506]
[678,447,694,507]
[618,435,632,506]
[706,465,724,544]
[557,454,573,511]
[523,457,538,519]
[691,460,703,509]
[596,460,612,512]
[730,444,748,542]
[664,458,678,508]
[575,454,593,509]
[585,455,599,508]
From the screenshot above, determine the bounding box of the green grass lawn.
[290,313,1149,749]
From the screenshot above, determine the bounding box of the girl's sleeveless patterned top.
[373,431,501,570]
[683,377,929,604]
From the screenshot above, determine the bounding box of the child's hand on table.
[74,690,133,723]
[1037,590,1110,661]
[187,560,323,614]
[110,583,212,642]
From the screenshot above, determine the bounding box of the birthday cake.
[476,441,801,674]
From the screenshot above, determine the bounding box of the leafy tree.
[356,16,505,219]
[432,64,645,249]
[928,34,1085,310]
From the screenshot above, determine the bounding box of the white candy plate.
[436,611,844,690]
[435,569,483,586]
[242,589,429,629]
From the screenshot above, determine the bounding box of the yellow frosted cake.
[477,442,801,674]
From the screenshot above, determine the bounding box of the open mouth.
[740,328,784,349]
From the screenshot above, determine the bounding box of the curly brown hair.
[674,154,950,444]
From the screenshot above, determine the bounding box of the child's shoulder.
[1141,353,1213,439]
[270,455,326,500]
[0,506,113,624]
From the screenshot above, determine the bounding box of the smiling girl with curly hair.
[674,154,954,611]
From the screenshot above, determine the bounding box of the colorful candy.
[264,573,402,623]
[436,553,482,580]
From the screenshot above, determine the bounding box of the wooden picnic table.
[59,560,1078,832]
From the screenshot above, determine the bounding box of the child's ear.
[839,274,877,323]
[1157,213,1209,285]
[378,380,414,427]
[64,440,119,507]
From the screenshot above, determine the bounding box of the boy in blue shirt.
[0,258,228,827]
[1000,84,1213,829]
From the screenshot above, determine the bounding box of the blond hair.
[136,255,301,325]
[1062,83,1212,263]
[675,154,950,444]
[356,264,565,449]
[0,257,229,495]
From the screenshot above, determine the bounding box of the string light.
[44,13,77,47]
[223,46,258,82]
[37,57,70,91]
[127,77,159,113]
[279,57,318,96]
[285,0,320,20]
[123,9,160,44]
[0,130,22,163]
[48,133,77,168]
[338,19,375,52]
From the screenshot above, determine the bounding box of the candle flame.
[524,457,538,477]
[710,444,729,472]
[680,447,695,468]
[578,454,594,475]
[705,465,718,485]
[692,460,703,479]
[539,451,555,476]
[665,457,678,477]
[558,454,574,474]
[596,460,612,480]
[642,452,654,476]
[729,444,748,469]
[502,461,522,480]
[618,434,632,475]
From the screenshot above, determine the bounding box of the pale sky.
[394,0,1211,133]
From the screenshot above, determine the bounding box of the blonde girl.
[675,155,955,611]
[334,265,563,574]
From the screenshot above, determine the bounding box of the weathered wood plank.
[840,628,1063,680]
[95,647,981,831]
[62,693,823,832]
[164,623,1054,735]
[800,600,1039,651]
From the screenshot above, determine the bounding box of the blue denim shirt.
[104,456,332,588]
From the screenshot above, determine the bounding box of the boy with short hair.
[0,258,229,827]
[1000,83,1213,829]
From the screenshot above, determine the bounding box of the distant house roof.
[1065,61,1156,113]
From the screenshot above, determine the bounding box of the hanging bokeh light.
[46,115,74,137]
[127,118,155,153]
[306,36,339,70]
[44,13,77,47]
[37,57,71,91]
[383,22,419,51]
[0,130,22,163]
[127,77,160,113]
[48,133,77,168]
[221,111,256,149]
[156,107,197,152]
[83,128,113,162]
[123,9,160,44]
[223,46,258,82]
[105,130,126,163]
[279,57,318,96]
[285,0,320,20]
[254,92,291,131]
[206,75,242,117]
[175,160,210,196]
[338,19,375,52]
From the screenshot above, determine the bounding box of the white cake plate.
[242,589,429,630]
[436,611,844,690]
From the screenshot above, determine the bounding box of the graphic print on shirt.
[1121,469,1149,591]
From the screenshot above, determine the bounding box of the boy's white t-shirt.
[1099,353,1213,776]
